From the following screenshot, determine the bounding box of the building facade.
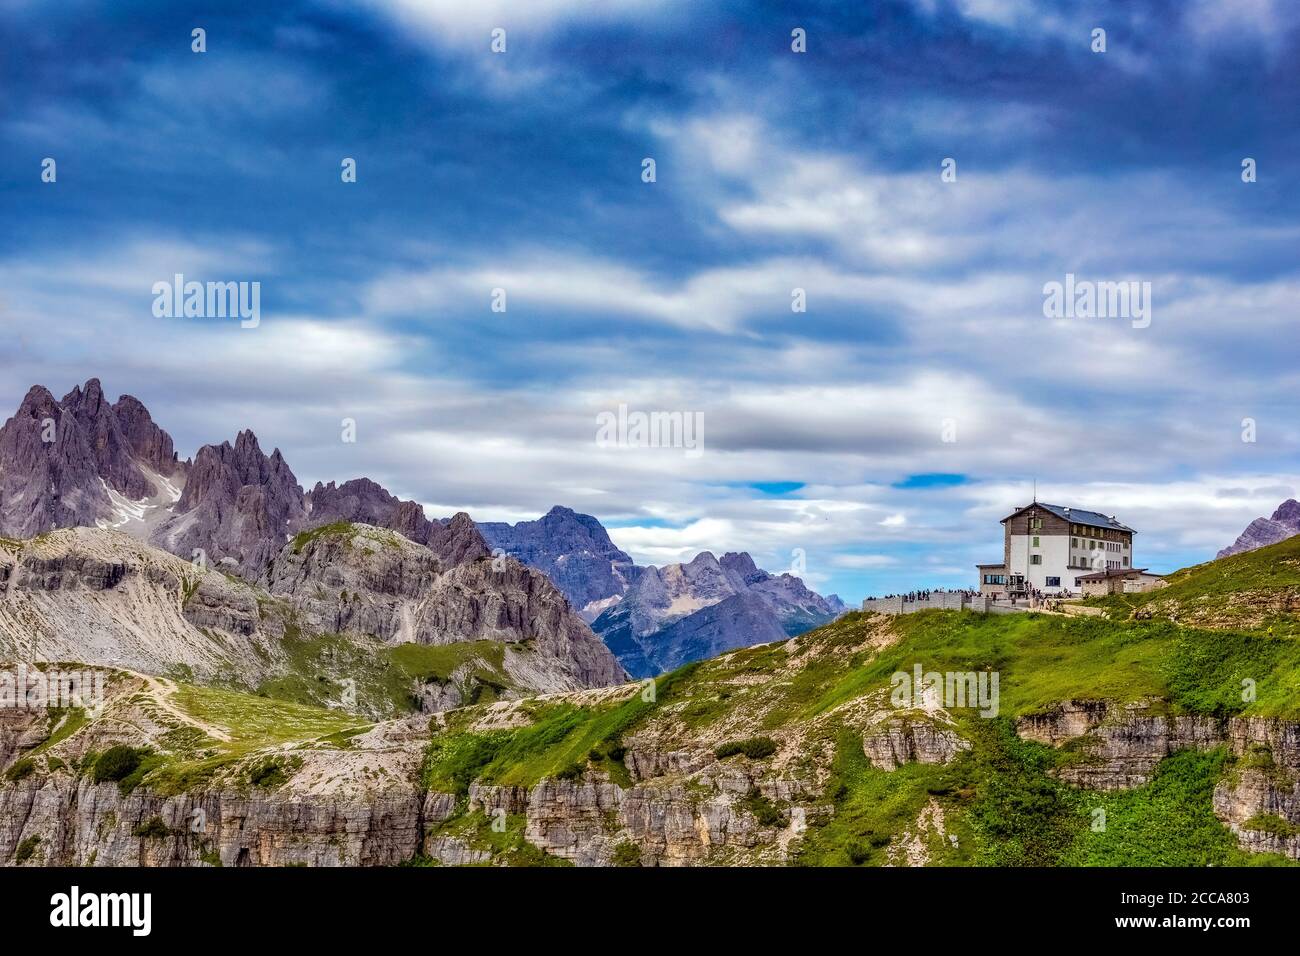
[977,502,1135,597]
[1077,568,1166,597]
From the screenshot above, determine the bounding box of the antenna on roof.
[1032,479,1037,503]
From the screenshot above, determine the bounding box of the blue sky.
[2,0,1299,601]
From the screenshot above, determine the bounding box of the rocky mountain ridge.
[0,380,623,696]
[0,380,184,540]
[482,507,847,676]
[0,524,623,711]
[591,549,847,677]
[1218,498,1300,558]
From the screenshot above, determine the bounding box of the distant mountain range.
[1218,499,1300,558]
[0,378,843,686]
[589,550,846,677]
[480,510,847,677]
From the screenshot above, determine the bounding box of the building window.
[1071,538,1077,548]
[1032,536,1040,547]
[1123,557,1129,567]
[1030,555,1042,565]
[1046,576,1060,587]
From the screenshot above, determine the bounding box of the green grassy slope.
[253,628,513,717]
[1087,533,1300,631]
[418,598,1300,865]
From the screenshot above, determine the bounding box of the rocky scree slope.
[0,521,624,717]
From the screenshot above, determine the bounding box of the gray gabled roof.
[1002,502,1135,533]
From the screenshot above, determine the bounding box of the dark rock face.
[479,506,640,620]
[592,549,846,677]
[1218,500,1300,558]
[59,379,154,500]
[427,512,491,566]
[0,380,181,538]
[111,394,180,476]
[151,430,305,576]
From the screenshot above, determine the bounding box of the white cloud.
[352,0,674,41]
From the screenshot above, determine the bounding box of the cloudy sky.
[2,0,1298,601]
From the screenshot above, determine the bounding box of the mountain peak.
[0,380,184,538]
[478,506,639,619]
[234,429,263,454]
[720,551,760,576]
[1218,498,1300,558]
[1273,499,1300,522]
[16,384,58,415]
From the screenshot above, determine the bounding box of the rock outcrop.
[304,477,436,544]
[1016,699,1227,789]
[1016,698,1300,857]
[0,528,275,681]
[863,715,970,771]
[1218,499,1300,558]
[111,394,182,477]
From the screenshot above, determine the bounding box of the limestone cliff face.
[1016,699,1230,789]
[1016,699,1300,858]
[457,751,810,866]
[0,710,433,867]
[863,715,969,771]
[0,777,427,867]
